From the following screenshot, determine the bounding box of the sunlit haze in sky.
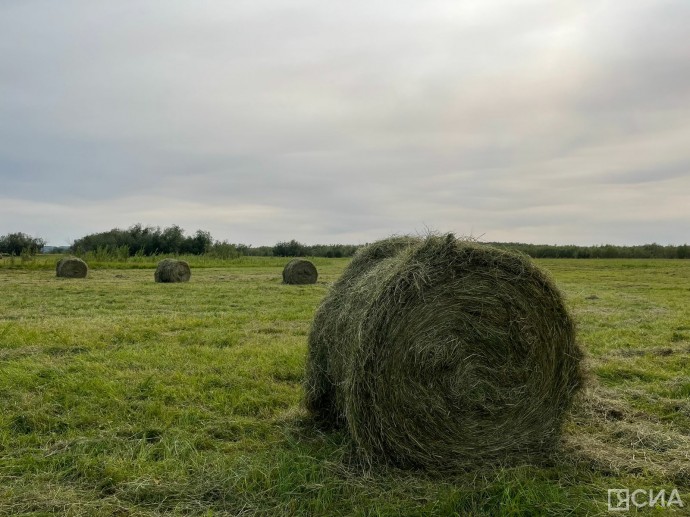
[1,1,689,246]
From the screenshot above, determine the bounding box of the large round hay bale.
[305,234,583,471]
[154,258,191,283]
[55,257,88,278]
[282,258,318,285]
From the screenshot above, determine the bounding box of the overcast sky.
[1,1,688,246]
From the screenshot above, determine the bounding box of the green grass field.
[1,257,689,516]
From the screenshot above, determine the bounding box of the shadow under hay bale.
[282,258,318,285]
[154,259,191,283]
[305,233,584,472]
[56,257,88,278]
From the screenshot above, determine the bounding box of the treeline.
[64,227,690,259]
[492,242,690,259]
[67,226,359,258]
[70,224,240,258]
[3,226,690,259]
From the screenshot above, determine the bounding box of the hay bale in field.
[154,258,191,283]
[282,258,318,285]
[55,257,88,278]
[305,233,583,471]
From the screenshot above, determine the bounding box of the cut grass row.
[0,254,333,271]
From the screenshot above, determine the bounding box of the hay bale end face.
[305,234,583,471]
[56,257,88,278]
[282,258,318,285]
[154,259,191,283]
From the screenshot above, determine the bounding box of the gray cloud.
[1,0,689,246]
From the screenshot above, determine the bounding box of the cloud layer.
[1,0,688,245]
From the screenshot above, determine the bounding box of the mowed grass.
[0,257,689,516]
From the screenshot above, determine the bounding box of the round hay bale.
[154,258,191,283]
[282,258,318,285]
[305,234,583,471]
[55,257,88,278]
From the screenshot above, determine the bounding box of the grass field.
[1,257,689,516]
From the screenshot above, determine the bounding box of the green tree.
[0,232,46,255]
[273,239,309,257]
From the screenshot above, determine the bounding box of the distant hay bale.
[154,259,191,283]
[305,234,583,471]
[282,259,318,285]
[55,257,88,278]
